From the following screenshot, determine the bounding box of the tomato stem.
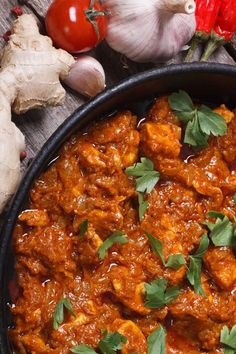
[84,0,109,40]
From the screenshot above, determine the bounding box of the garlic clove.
[64,55,106,97]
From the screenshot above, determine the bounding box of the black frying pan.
[1,63,236,353]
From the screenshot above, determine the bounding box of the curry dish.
[10,96,236,353]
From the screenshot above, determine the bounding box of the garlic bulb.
[64,55,105,97]
[104,0,196,63]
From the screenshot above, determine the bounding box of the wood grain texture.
[0,0,235,209]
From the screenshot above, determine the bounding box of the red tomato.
[45,0,108,53]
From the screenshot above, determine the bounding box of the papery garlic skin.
[64,56,106,97]
[104,0,196,63]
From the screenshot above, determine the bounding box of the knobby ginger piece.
[0,14,75,212]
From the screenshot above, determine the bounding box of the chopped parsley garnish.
[145,231,185,270]
[70,331,127,354]
[125,157,160,194]
[168,90,227,147]
[144,278,179,309]
[70,345,97,354]
[220,325,236,354]
[53,298,75,330]
[186,234,209,296]
[138,192,149,221]
[98,330,127,353]
[98,231,128,260]
[79,219,88,237]
[205,211,236,247]
[147,325,166,354]
[125,157,160,221]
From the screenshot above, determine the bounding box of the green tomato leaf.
[138,192,149,221]
[79,219,88,237]
[98,331,127,354]
[186,234,209,296]
[145,231,185,270]
[70,344,97,354]
[98,231,128,260]
[125,157,160,194]
[220,325,236,353]
[147,325,166,354]
[144,278,179,309]
[53,298,75,330]
[198,105,227,137]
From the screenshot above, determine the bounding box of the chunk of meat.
[147,96,180,125]
[204,247,236,289]
[76,224,103,265]
[214,104,234,123]
[110,319,147,354]
[140,122,182,158]
[14,226,76,278]
[18,209,50,227]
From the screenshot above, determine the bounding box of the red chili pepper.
[11,6,23,17]
[2,30,11,42]
[185,0,222,62]
[201,0,236,60]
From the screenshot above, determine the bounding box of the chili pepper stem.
[200,39,219,61]
[184,37,199,62]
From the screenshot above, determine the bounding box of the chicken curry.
[10,94,236,353]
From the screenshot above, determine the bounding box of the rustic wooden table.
[0,0,236,201]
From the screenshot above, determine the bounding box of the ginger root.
[0,14,75,212]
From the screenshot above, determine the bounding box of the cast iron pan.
[1,63,236,353]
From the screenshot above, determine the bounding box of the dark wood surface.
[0,0,235,191]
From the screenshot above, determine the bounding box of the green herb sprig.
[144,278,179,309]
[70,331,127,354]
[205,211,236,247]
[79,219,88,237]
[168,90,227,147]
[220,325,236,354]
[145,231,185,270]
[186,234,209,296]
[53,298,76,330]
[147,325,166,354]
[125,157,160,221]
[98,231,128,260]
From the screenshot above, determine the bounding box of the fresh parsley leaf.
[165,254,186,269]
[53,298,75,330]
[168,90,227,147]
[168,90,194,122]
[125,157,160,194]
[186,234,209,296]
[184,115,208,147]
[70,344,97,354]
[98,331,127,354]
[205,212,235,246]
[234,194,236,204]
[138,192,149,221]
[98,231,128,260]
[79,219,88,237]
[147,325,166,354]
[144,278,179,309]
[145,231,185,270]
[220,325,236,354]
[198,105,227,137]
